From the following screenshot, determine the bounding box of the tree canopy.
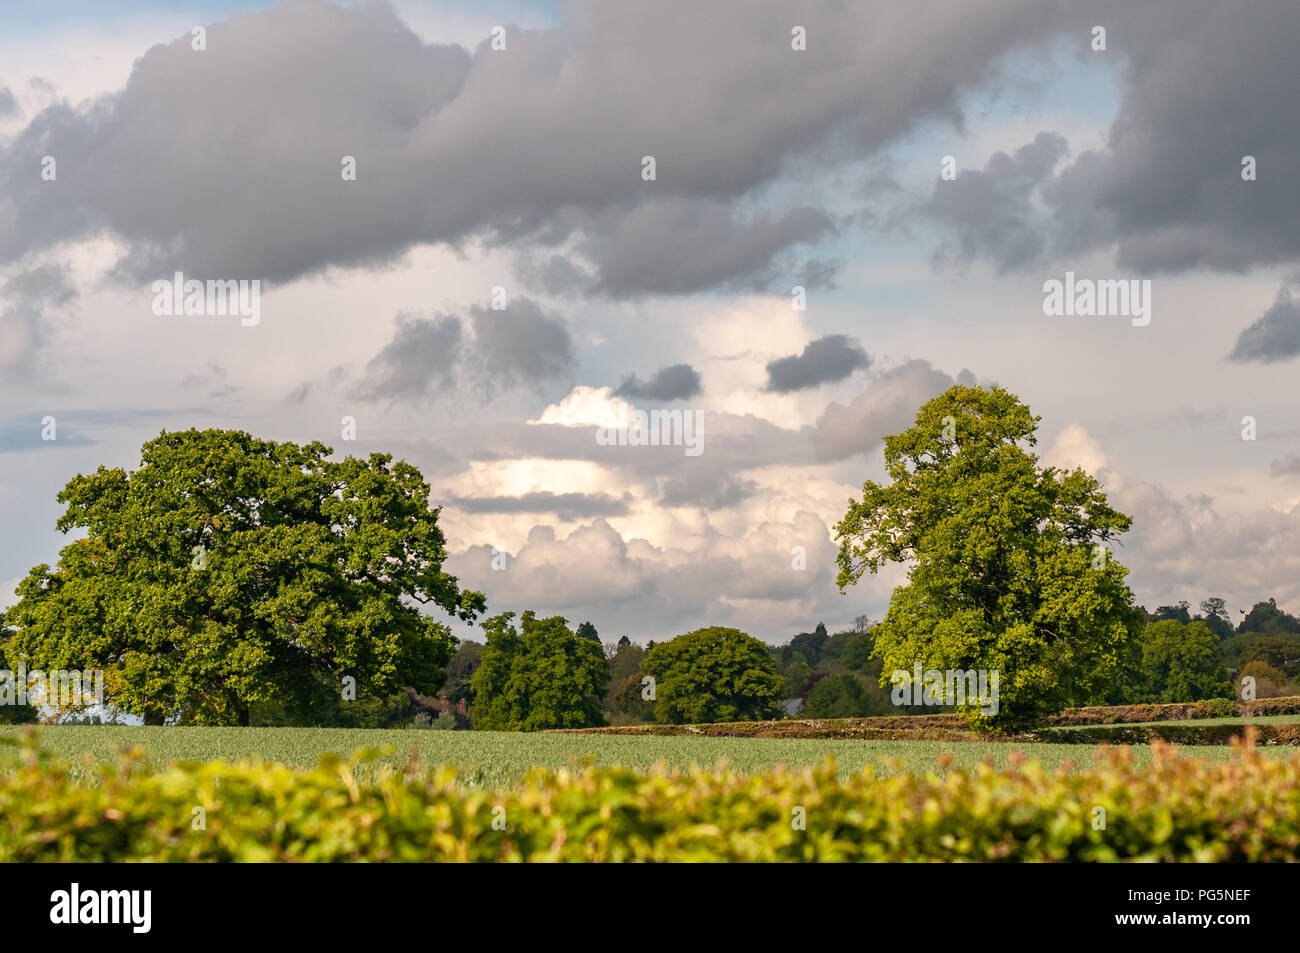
[1130,620,1232,703]
[1,429,484,726]
[469,611,610,730]
[834,385,1142,730]
[641,626,782,724]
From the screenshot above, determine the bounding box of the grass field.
[3,725,1294,788]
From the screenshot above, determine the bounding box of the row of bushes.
[1047,723,1300,746]
[3,731,1299,861]
[1045,695,1300,726]
[561,713,977,740]
[561,696,1300,740]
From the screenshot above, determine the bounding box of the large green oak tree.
[1,429,485,725]
[834,386,1143,730]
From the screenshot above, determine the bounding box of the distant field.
[2,725,1294,788]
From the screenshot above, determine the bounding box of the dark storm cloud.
[1228,287,1300,364]
[765,334,869,393]
[1050,1,1300,275]
[355,298,573,402]
[919,1,1300,278]
[468,298,576,395]
[615,363,702,402]
[0,0,1093,291]
[926,133,1068,273]
[587,200,833,296]
[354,312,463,402]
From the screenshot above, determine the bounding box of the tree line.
[3,387,1298,730]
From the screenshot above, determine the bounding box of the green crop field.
[2,725,1293,788]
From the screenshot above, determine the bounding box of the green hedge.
[1042,722,1300,746]
[565,697,1300,740]
[2,731,1299,861]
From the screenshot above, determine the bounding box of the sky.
[2,0,1300,644]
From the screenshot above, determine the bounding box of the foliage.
[834,386,1143,731]
[250,689,416,729]
[782,623,829,667]
[609,672,656,723]
[0,628,38,725]
[1240,637,1300,676]
[1197,597,1235,640]
[3,731,1300,861]
[822,630,874,670]
[782,660,813,699]
[603,638,648,720]
[1238,660,1294,699]
[407,711,458,730]
[804,672,875,718]
[1238,597,1300,636]
[442,640,486,710]
[1149,601,1191,624]
[1,429,483,726]
[470,611,609,731]
[641,627,782,724]
[1127,620,1232,704]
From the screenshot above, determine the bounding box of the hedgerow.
[2,730,1299,861]
[564,696,1300,739]
[1045,722,1300,746]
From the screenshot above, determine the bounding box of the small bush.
[1202,697,1235,718]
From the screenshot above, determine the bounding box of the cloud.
[1043,423,1111,478]
[447,513,841,642]
[468,298,575,395]
[657,474,758,510]
[0,0,1096,292]
[615,363,702,401]
[587,200,833,296]
[914,1,1300,281]
[812,360,958,461]
[925,132,1068,273]
[355,297,573,402]
[0,88,17,118]
[447,491,630,521]
[1270,454,1300,477]
[355,312,463,402]
[1228,286,1300,363]
[0,262,75,369]
[765,334,870,393]
[531,385,629,428]
[0,576,23,611]
[0,417,94,452]
[1114,479,1300,616]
